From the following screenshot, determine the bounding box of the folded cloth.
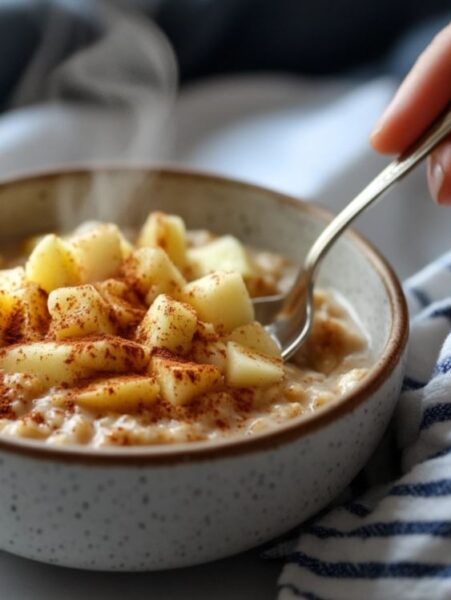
[270,252,451,600]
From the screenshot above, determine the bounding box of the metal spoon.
[253,104,451,361]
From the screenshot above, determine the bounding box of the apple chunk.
[95,279,145,329]
[187,235,253,278]
[0,337,150,387]
[136,294,197,354]
[152,355,222,405]
[123,248,186,303]
[0,290,17,345]
[69,224,123,283]
[0,281,49,344]
[183,271,254,333]
[227,322,281,359]
[138,211,187,268]
[74,375,160,412]
[226,341,284,387]
[48,284,116,339]
[26,234,79,293]
[0,268,26,332]
[12,283,50,341]
[73,221,133,259]
[191,339,227,372]
[0,267,27,292]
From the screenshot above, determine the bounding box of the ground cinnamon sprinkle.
[30,412,44,425]
[231,388,255,414]
[0,216,369,447]
[4,308,25,345]
[0,378,15,420]
[64,400,75,413]
[153,347,188,361]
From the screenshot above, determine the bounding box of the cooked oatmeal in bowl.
[0,168,408,571]
[0,210,370,447]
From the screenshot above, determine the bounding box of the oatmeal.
[0,211,369,447]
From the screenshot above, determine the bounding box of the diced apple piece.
[0,269,28,342]
[0,284,19,313]
[187,235,253,279]
[95,279,145,329]
[48,285,115,339]
[138,211,187,268]
[0,342,80,386]
[74,375,160,412]
[0,290,17,345]
[0,337,150,387]
[73,221,134,259]
[119,235,134,259]
[70,224,123,283]
[136,294,197,354]
[0,291,12,332]
[183,271,254,333]
[196,319,218,341]
[191,339,227,372]
[95,278,136,301]
[25,234,79,293]
[73,337,150,374]
[152,354,222,405]
[11,283,50,341]
[21,235,47,256]
[72,220,103,236]
[226,341,284,387]
[0,267,27,293]
[123,248,186,303]
[227,322,281,359]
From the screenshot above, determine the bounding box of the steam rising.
[4,0,177,231]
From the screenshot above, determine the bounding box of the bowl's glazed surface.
[0,168,408,570]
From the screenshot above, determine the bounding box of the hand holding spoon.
[253,104,451,361]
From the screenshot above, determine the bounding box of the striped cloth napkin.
[268,251,451,600]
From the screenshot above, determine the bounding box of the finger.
[370,23,451,154]
[427,135,451,205]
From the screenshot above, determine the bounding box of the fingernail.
[428,160,445,203]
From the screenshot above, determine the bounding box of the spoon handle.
[284,103,451,312]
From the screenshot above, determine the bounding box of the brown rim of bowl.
[0,166,409,465]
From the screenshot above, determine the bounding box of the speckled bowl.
[0,167,408,571]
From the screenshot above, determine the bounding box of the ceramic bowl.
[0,167,408,571]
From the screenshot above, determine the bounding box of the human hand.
[370,23,451,204]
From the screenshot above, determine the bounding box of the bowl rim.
[0,165,408,465]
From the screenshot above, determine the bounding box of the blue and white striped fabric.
[272,251,451,600]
